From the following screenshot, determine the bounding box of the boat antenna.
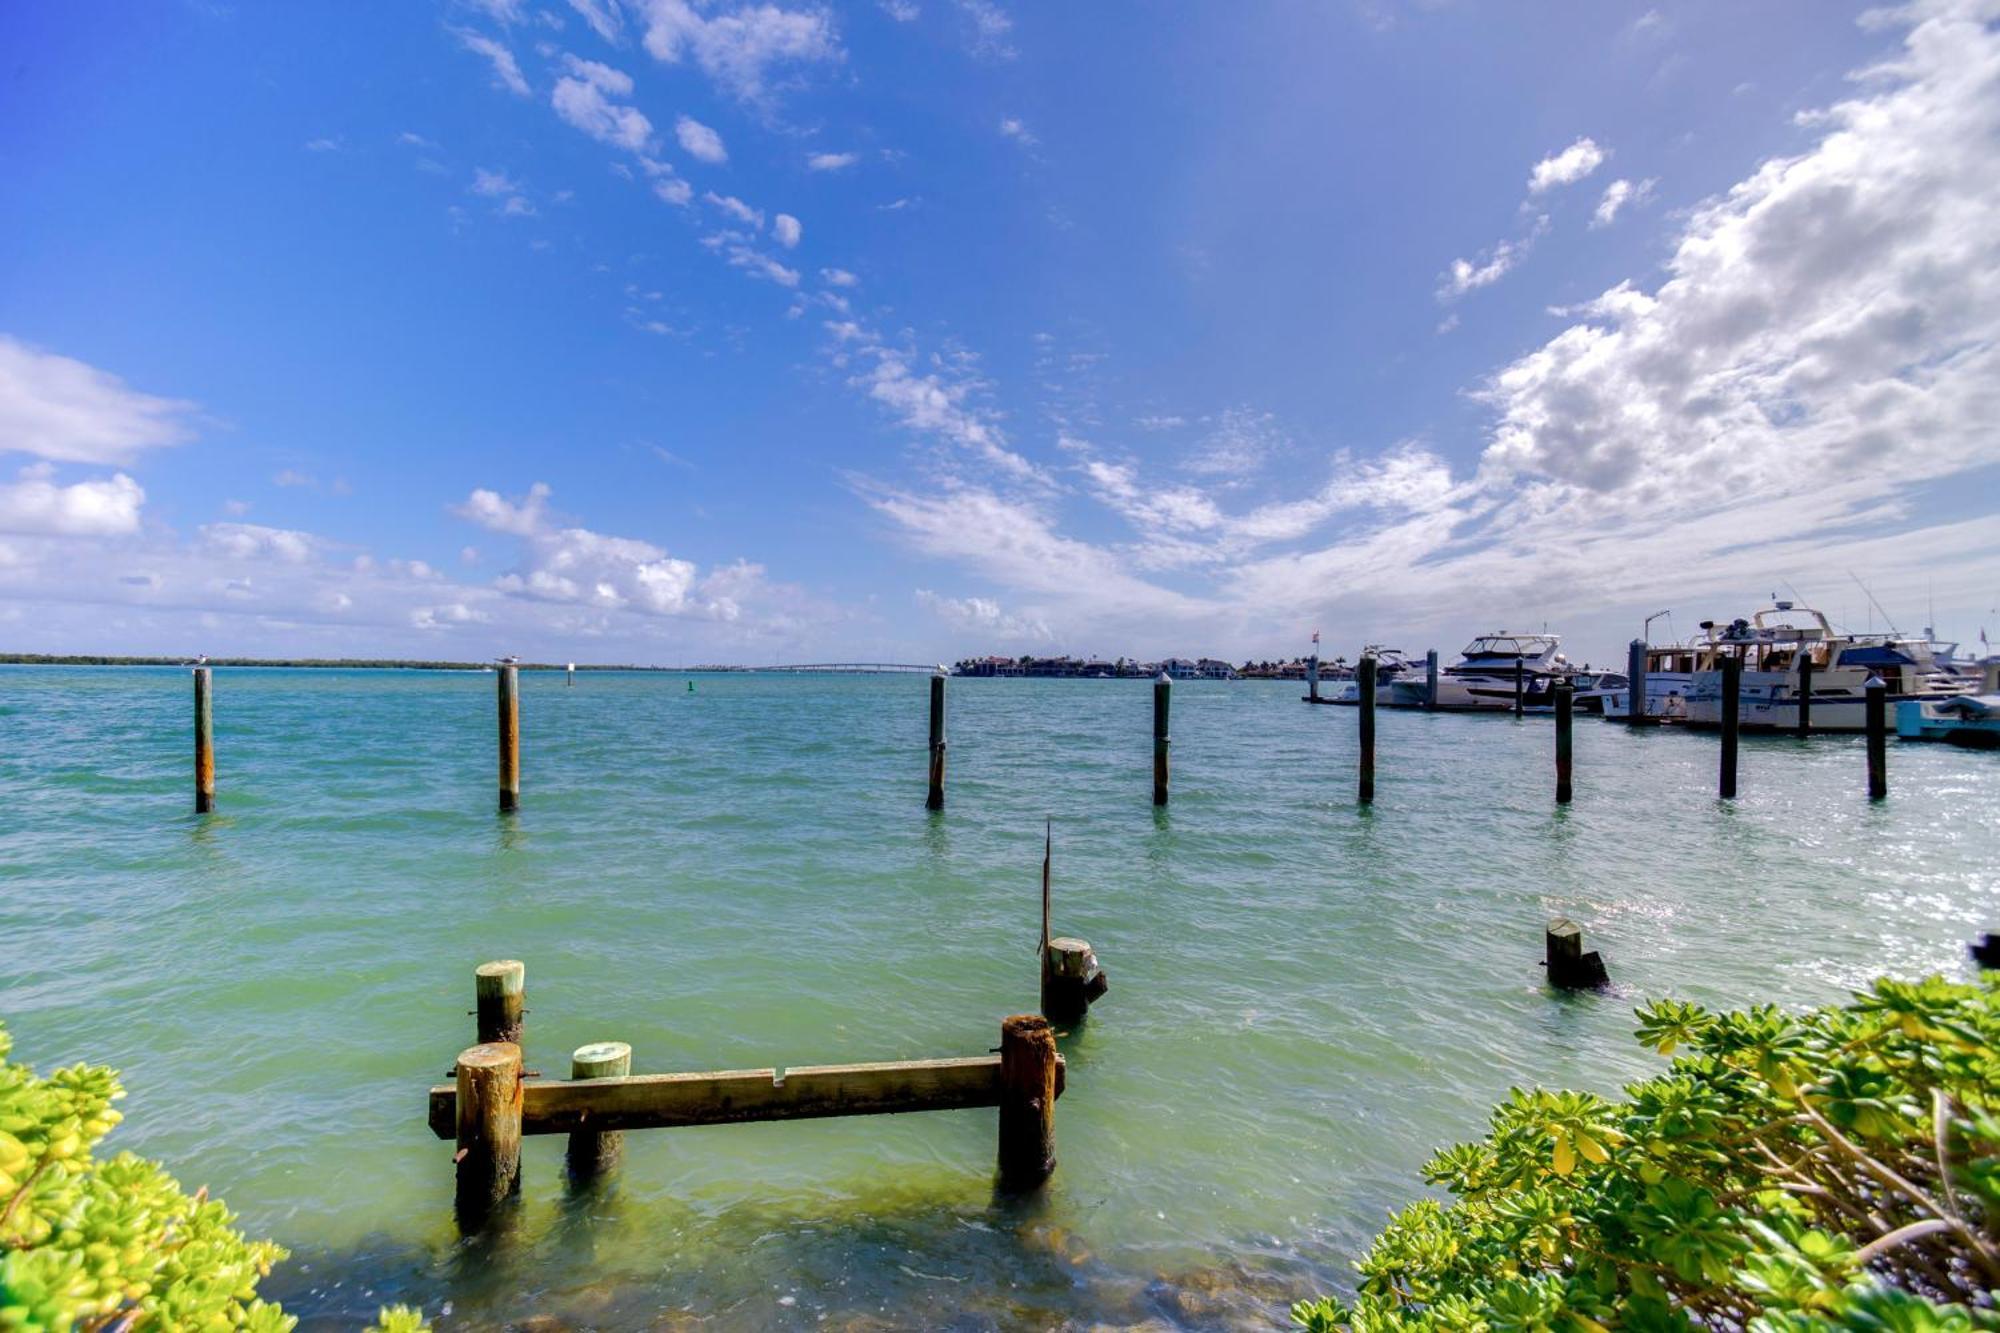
[1847,570,1899,635]
[1642,609,1671,641]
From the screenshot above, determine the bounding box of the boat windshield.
[1462,635,1555,659]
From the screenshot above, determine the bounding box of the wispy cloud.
[1589,176,1655,228]
[635,0,842,104]
[449,26,532,97]
[551,55,653,151]
[676,114,728,163]
[0,335,196,465]
[807,150,858,171]
[1527,136,1606,193]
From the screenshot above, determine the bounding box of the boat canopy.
[1461,634,1557,659]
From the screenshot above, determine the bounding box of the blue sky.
[2,0,1996,665]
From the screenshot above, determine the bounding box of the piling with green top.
[1152,673,1170,806]
[1719,655,1741,799]
[1358,655,1377,805]
[497,664,520,813]
[926,671,947,811]
[1554,677,1574,805]
[1865,675,1888,799]
[193,667,214,814]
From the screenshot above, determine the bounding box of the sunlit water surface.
[2,667,1995,1329]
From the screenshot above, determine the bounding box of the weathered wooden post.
[1357,654,1377,805]
[1554,677,1574,805]
[1544,919,1609,990]
[1865,675,1888,799]
[565,1040,631,1185]
[1513,655,1525,717]
[193,667,215,814]
[454,1041,523,1226]
[1795,657,1813,736]
[1425,649,1439,710]
[997,1014,1056,1191]
[926,670,947,812]
[1626,639,1648,724]
[566,661,575,688]
[475,960,525,1046]
[1306,654,1320,702]
[1718,655,1741,799]
[497,664,520,813]
[1152,673,1170,806]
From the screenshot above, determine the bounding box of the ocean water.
[1,665,1995,1330]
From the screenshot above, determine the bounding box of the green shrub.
[0,1022,425,1333]
[1294,976,2000,1332]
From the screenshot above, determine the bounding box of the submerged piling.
[497,664,520,813]
[565,1040,631,1185]
[926,671,947,811]
[475,960,525,1046]
[453,1041,523,1227]
[1425,649,1439,710]
[1357,654,1377,805]
[997,1014,1057,1191]
[193,667,214,814]
[1545,919,1610,990]
[1866,675,1888,799]
[1719,655,1741,799]
[1796,657,1814,736]
[1626,639,1648,725]
[1152,673,1170,806]
[1554,677,1574,805]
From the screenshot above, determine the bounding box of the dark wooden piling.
[926,671,947,811]
[1357,655,1377,805]
[1152,673,1170,806]
[1042,938,1103,1027]
[1719,655,1741,799]
[1972,933,2000,970]
[565,1040,631,1186]
[1796,657,1814,737]
[1545,919,1610,990]
[1513,656,1525,717]
[475,960,525,1046]
[497,664,520,813]
[1866,675,1888,799]
[1306,654,1320,702]
[1554,678,1574,804]
[1425,649,1439,710]
[1626,638,1648,725]
[193,667,214,814]
[997,1014,1057,1191]
[454,1040,523,1226]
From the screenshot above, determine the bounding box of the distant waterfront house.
[1195,658,1240,680]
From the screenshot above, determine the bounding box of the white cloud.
[566,0,624,43]
[772,212,801,248]
[635,0,841,103]
[1527,136,1606,194]
[676,115,728,163]
[879,0,919,19]
[0,466,145,537]
[1439,216,1548,300]
[450,27,532,97]
[956,0,1015,59]
[915,589,1051,642]
[820,267,858,287]
[807,150,858,171]
[0,336,197,465]
[716,241,800,286]
[851,345,1040,481]
[998,115,1035,145]
[471,167,522,196]
[199,522,318,563]
[702,190,764,228]
[411,601,492,630]
[551,55,653,151]
[654,176,694,206]
[1590,176,1656,228]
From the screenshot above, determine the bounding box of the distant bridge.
[724,662,942,675]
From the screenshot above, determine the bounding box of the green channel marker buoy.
[688,679,695,692]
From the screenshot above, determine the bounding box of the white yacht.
[1602,637,1714,720]
[1314,646,1418,704]
[1673,603,1975,732]
[1390,632,1570,711]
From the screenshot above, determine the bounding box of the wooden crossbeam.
[428,1053,1065,1140]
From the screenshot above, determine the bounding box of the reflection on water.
[2,666,1996,1327]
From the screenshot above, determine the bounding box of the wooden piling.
[1545,919,1610,990]
[1626,638,1648,725]
[1357,655,1376,805]
[1152,673,1170,807]
[1972,933,2000,970]
[1042,938,1102,1027]
[193,667,214,814]
[926,671,947,812]
[1554,677,1574,805]
[565,1040,632,1185]
[475,960,525,1046]
[1796,657,1813,737]
[1866,675,1888,799]
[997,1014,1056,1191]
[454,1041,523,1225]
[497,664,520,813]
[1306,654,1320,702]
[566,661,575,688]
[1718,655,1741,799]
[1425,649,1439,710]
[1513,656,1525,717]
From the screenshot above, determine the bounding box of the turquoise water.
[2,666,1996,1329]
